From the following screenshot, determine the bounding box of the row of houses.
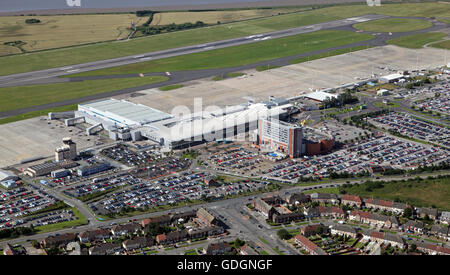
[255,191,449,226]
[41,207,225,254]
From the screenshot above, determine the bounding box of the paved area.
[121,44,449,113]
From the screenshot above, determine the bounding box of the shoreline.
[0,0,367,16]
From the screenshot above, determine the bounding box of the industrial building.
[379,73,404,84]
[51,169,70,179]
[0,169,19,182]
[377,89,390,96]
[55,137,77,162]
[303,91,338,103]
[77,162,111,177]
[74,97,296,150]
[25,161,78,177]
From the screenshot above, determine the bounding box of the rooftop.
[79,99,173,126]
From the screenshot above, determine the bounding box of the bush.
[25,18,41,24]
[277,229,292,240]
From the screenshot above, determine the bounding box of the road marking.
[60,66,73,71]
[203,46,215,50]
[140,57,152,61]
[66,69,80,73]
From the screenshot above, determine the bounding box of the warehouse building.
[0,169,19,182]
[303,91,338,103]
[77,162,111,177]
[78,99,173,128]
[379,73,404,84]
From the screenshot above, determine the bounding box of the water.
[0,0,269,13]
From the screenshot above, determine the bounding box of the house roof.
[123,236,153,247]
[197,208,216,223]
[112,223,139,232]
[332,224,356,234]
[403,220,424,229]
[341,194,362,203]
[417,207,438,216]
[365,198,394,207]
[89,243,121,254]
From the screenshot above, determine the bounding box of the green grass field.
[34,207,87,234]
[159,84,183,91]
[431,39,450,50]
[353,18,433,33]
[387,32,448,48]
[0,76,168,113]
[256,65,280,71]
[374,101,401,108]
[340,177,450,210]
[67,30,374,77]
[0,2,448,77]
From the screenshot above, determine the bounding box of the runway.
[0,15,448,119]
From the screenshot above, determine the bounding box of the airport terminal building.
[75,97,297,150]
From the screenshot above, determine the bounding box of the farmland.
[149,7,307,26]
[0,2,448,76]
[0,14,145,55]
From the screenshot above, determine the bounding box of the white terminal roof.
[303,91,338,102]
[141,102,293,143]
[80,99,173,126]
[380,73,404,81]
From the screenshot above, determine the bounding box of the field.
[431,39,450,49]
[340,177,450,210]
[353,18,433,33]
[159,84,184,91]
[0,76,168,113]
[0,14,145,56]
[386,32,448,48]
[0,2,449,76]
[67,30,374,76]
[150,8,307,26]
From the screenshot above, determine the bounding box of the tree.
[30,239,40,248]
[315,226,324,236]
[233,238,245,247]
[403,207,413,218]
[277,229,292,240]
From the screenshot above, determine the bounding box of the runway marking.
[66,69,80,73]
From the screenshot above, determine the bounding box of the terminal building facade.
[255,118,304,158]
